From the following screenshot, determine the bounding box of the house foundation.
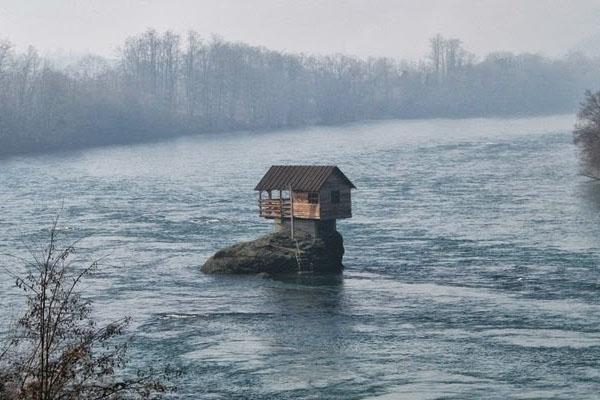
[274,218,336,238]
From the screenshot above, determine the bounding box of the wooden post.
[289,186,294,240]
[279,190,283,220]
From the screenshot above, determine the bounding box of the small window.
[331,190,340,204]
[308,192,319,204]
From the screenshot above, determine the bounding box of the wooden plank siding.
[318,173,352,220]
[270,174,352,220]
[291,191,320,219]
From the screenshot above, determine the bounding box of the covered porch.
[258,190,292,219]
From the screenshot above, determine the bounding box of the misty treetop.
[574,90,600,179]
[0,30,599,156]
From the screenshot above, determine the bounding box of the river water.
[1,114,599,399]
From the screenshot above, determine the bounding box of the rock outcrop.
[201,230,344,274]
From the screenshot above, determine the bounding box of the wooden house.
[255,165,356,237]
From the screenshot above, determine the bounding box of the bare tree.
[429,34,444,82]
[574,90,600,179]
[0,216,170,400]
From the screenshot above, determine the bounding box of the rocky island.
[201,230,345,274]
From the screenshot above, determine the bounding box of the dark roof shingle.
[254,165,356,191]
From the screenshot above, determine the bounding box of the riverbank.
[0,110,575,160]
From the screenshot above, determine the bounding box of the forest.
[1,30,599,156]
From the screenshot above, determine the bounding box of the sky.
[1,0,600,61]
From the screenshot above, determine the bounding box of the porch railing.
[259,198,291,219]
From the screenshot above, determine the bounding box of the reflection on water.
[270,273,345,287]
[1,114,600,399]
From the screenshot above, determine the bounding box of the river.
[1,114,599,399]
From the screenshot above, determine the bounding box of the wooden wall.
[290,172,352,220]
[319,173,352,220]
[291,191,320,219]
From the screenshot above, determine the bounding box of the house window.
[308,192,319,204]
[331,190,340,204]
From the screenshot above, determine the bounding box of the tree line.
[1,30,599,155]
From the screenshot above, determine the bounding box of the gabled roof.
[254,165,356,192]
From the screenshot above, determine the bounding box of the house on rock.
[255,165,356,238]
